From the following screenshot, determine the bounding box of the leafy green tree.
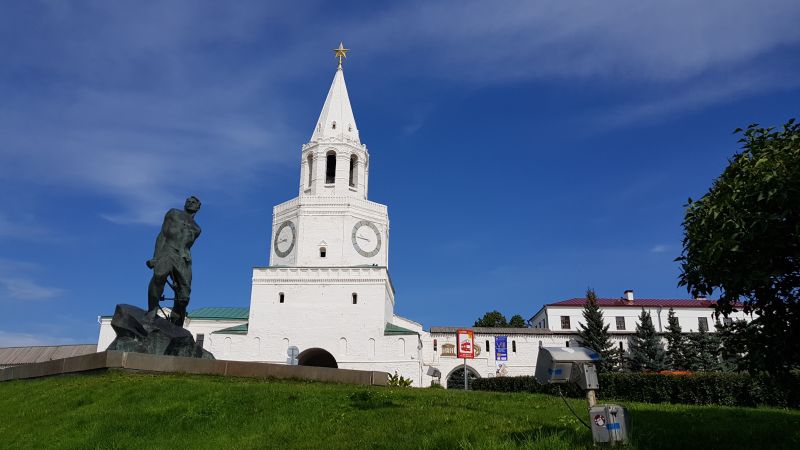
[686,328,722,372]
[508,314,527,328]
[678,119,800,375]
[576,288,617,372]
[474,311,508,327]
[628,309,667,372]
[664,308,689,370]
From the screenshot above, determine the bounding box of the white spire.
[310,66,360,144]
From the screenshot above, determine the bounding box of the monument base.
[106,304,213,359]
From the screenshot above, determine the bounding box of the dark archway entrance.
[446,366,480,389]
[297,348,338,368]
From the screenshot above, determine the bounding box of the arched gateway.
[446,366,480,389]
[297,348,338,368]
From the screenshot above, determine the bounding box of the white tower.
[246,44,400,370]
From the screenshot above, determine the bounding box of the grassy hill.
[1,370,799,449]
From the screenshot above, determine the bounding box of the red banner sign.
[457,329,475,359]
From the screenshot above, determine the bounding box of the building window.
[723,317,733,327]
[485,340,490,352]
[325,151,336,184]
[560,316,570,330]
[279,292,284,304]
[349,155,358,187]
[566,340,570,347]
[332,121,336,130]
[352,293,357,305]
[320,247,326,258]
[698,317,709,332]
[307,154,313,186]
[616,317,626,331]
[433,339,437,351]
[619,341,624,351]
[512,340,517,353]
[196,333,205,349]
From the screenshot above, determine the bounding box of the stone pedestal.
[106,304,213,359]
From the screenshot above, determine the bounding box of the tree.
[576,288,617,372]
[678,119,800,375]
[686,328,722,372]
[508,314,527,328]
[664,308,689,370]
[627,309,667,372]
[719,319,765,373]
[474,311,508,327]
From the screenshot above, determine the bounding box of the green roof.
[212,323,249,335]
[384,323,418,336]
[189,307,249,320]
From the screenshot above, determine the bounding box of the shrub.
[388,371,413,387]
[472,372,800,408]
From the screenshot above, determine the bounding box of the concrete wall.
[0,351,389,386]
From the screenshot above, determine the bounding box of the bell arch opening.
[297,347,338,368]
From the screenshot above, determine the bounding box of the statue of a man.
[147,196,202,327]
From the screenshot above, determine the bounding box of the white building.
[98,52,750,388]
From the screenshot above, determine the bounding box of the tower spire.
[310,43,359,143]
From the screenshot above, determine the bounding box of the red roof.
[547,298,719,308]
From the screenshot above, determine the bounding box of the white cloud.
[0,260,64,301]
[0,214,51,239]
[651,244,670,254]
[353,0,800,83]
[0,278,64,301]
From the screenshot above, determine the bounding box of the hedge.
[472,372,800,408]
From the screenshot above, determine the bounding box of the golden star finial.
[333,42,349,69]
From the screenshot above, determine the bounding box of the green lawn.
[1,371,798,449]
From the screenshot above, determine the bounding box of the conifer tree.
[508,314,527,328]
[627,308,667,372]
[687,328,722,372]
[664,308,689,370]
[576,288,617,372]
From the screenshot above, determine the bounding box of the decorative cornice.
[273,196,387,216]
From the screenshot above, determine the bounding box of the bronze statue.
[147,196,202,327]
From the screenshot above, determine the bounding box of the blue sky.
[1,1,799,346]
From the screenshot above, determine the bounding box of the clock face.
[351,220,381,257]
[273,221,296,258]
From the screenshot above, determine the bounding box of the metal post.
[586,389,597,408]
[463,358,467,390]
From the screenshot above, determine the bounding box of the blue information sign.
[495,336,508,361]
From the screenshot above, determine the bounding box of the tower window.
[348,124,352,132]
[307,154,314,187]
[512,340,517,353]
[349,155,358,187]
[433,339,437,351]
[352,293,357,304]
[331,121,336,130]
[279,292,284,304]
[485,340,490,352]
[325,151,336,184]
[320,247,326,258]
